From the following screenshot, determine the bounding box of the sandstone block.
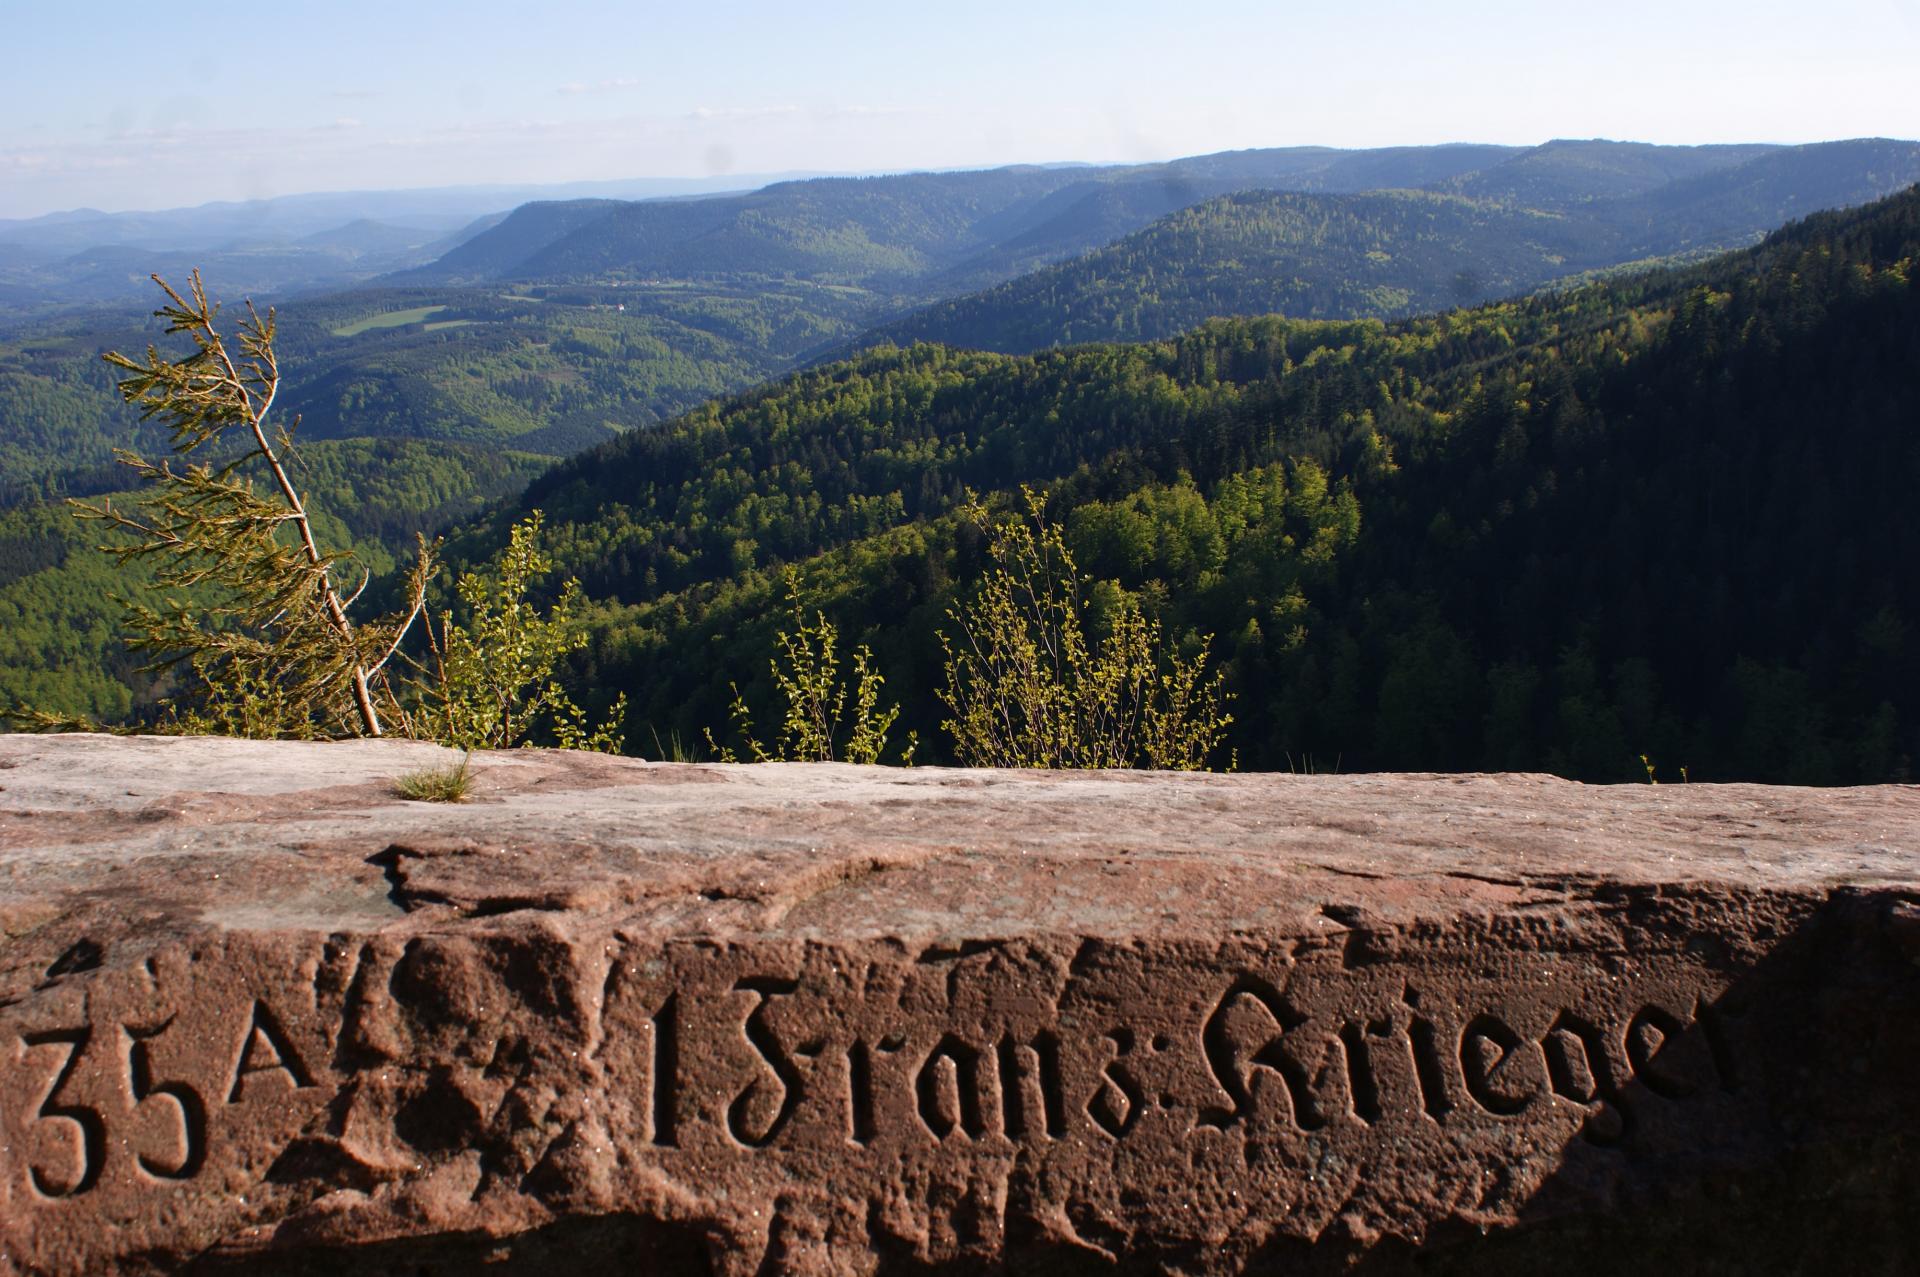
[0,735,1914,1273]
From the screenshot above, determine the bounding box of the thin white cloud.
[821,105,916,120]
[0,105,1016,216]
[558,77,647,96]
[687,105,801,122]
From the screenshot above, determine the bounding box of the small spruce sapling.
[78,272,433,738]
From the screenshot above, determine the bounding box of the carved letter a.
[227,1001,314,1102]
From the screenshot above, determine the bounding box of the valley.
[2,139,1917,782]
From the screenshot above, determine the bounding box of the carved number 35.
[22,1023,207,1198]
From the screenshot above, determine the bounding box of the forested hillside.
[412,138,1918,297]
[7,140,1915,509]
[1432,138,1778,204]
[435,183,1920,783]
[862,140,1920,355]
[0,173,810,317]
[405,147,1515,288]
[0,280,874,503]
[861,190,1600,352]
[9,158,1919,779]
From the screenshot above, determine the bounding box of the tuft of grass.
[394,753,474,802]
[648,724,704,763]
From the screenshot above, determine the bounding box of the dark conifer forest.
[452,185,1920,782]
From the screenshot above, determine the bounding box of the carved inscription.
[1407,993,1454,1120]
[14,999,306,1202]
[13,945,1749,1214]
[1627,1004,1698,1098]
[227,1001,314,1103]
[918,1035,989,1140]
[650,994,681,1147]
[682,965,1740,1156]
[15,1006,261,1198]
[999,1031,1065,1140]
[1154,974,1737,1153]
[1545,1010,1636,1142]
[1087,1029,1144,1138]
[847,1040,876,1145]
[1460,1014,1540,1115]
[1199,977,1327,1132]
[1338,1019,1388,1124]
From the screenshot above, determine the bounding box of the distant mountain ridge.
[1433,138,1780,204]
[11,168,1920,774]
[391,139,1920,357]
[0,173,832,313]
[3,136,1914,533]
[851,138,1920,354]
[0,173,833,254]
[396,144,1546,288]
[411,139,1920,297]
[855,190,1593,353]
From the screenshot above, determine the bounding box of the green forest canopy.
[0,439,547,722]
[439,183,1920,783]
[8,181,1918,783]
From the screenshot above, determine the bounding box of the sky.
[3,0,1917,219]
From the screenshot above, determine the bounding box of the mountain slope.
[402,168,1093,286]
[7,140,1914,530]
[1435,138,1778,204]
[1596,137,1920,255]
[1171,144,1522,188]
[443,183,1920,782]
[408,142,1735,290]
[858,190,1598,352]
[0,278,878,504]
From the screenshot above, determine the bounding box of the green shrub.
[938,488,1232,770]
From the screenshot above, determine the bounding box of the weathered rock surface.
[0,734,1916,1275]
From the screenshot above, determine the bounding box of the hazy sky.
[4,0,1916,219]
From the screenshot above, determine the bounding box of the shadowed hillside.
[430,183,1920,782]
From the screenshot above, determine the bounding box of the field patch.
[331,305,448,336]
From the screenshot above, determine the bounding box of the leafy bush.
[938,488,1232,770]
[707,572,907,764]
[405,511,624,753]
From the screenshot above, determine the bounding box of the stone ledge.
[0,735,1915,1274]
